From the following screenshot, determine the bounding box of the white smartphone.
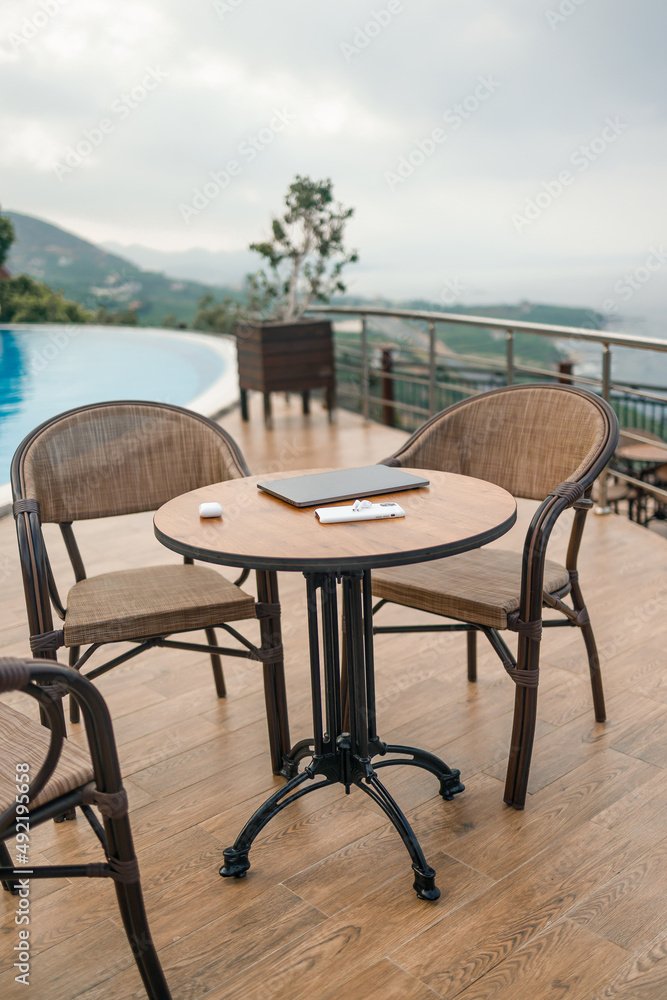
[315,501,406,524]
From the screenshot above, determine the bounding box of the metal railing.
[306,303,667,513]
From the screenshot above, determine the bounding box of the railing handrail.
[306,303,667,355]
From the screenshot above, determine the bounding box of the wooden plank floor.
[2,392,667,999]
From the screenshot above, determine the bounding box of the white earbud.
[199,502,223,518]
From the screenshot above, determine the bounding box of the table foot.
[219,849,250,879]
[281,738,316,779]
[219,767,337,881]
[372,742,465,800]
[357,773,440,901]
[412,865,441,901]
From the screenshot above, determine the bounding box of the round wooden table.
[155,469,516,900]
[615,442,667,465]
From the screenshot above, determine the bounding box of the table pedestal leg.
[220,569,464,900]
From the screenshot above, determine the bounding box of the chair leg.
[326,384,336,423]
[569,580,606,722]
[503,635,541,809]
[69,646,81,723]
[579,620,606,721]
[504,683,538,809]
[263,392,273,430]
[113,872,171,998]
[205,628,226,698]
[0,841,19,893]
[466,630,477,682]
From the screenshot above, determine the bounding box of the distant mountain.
[101,242,256,288]
[3,211,607,345]
[5,211,239,326]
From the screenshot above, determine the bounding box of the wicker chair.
[371,384,619,809]
[0,657,170,998]
[11,401,289,772]
[612,429,667,525]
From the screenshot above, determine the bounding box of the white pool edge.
[0,326,239,517]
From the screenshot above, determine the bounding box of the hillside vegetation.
[5,211,240,327]
[3,212,605,370]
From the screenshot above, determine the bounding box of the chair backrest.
[384,384,618,501]
[12,400,250,523]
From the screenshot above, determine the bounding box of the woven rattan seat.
[12,401,290,772]
[373,550,569,630]
[0,658,171,998]
[0,701,94,811]
[372,384,619,809]
[64,564,256,645]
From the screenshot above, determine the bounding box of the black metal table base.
[219,570,464,900]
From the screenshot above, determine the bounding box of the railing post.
[361,316,369,424]
[381,348,395,427]
[428,321,437,415]
[558,361,573,384]
[596,343,612,515]
[506,329,514,385]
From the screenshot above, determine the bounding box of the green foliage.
[92,306,139,326]
[192,291,246,335]
[248,175,358,322]
[0,273,93,323]
[5,210,238,327]
[192,274,281,333]
[0,214,15,269]
[192,293,239,334]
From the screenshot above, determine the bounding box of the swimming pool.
[0,324,238,506]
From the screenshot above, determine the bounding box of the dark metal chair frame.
[0,657,171,999]
[11,400,290,772]
[372,384,619,809]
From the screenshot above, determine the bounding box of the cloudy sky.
[1,0,666,325]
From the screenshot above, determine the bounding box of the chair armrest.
[0,658,124,835]
[0,659,67,836]
[519,487,580,631]
[13,501,62,640]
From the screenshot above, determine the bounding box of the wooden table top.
[154,469,517,573]
[616,443,667,464]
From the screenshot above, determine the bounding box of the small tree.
[192,292,245,335]
[0,213,16,269]
[248,175,358,322]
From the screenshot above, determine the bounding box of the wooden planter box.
[236,319,336,428]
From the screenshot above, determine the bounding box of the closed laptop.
[256,465,430,507]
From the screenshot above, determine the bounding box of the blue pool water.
[0,325,226,484]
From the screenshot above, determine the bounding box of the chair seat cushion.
[64,564,257,646]
[372,548,570,630]
[0,701,94,811]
